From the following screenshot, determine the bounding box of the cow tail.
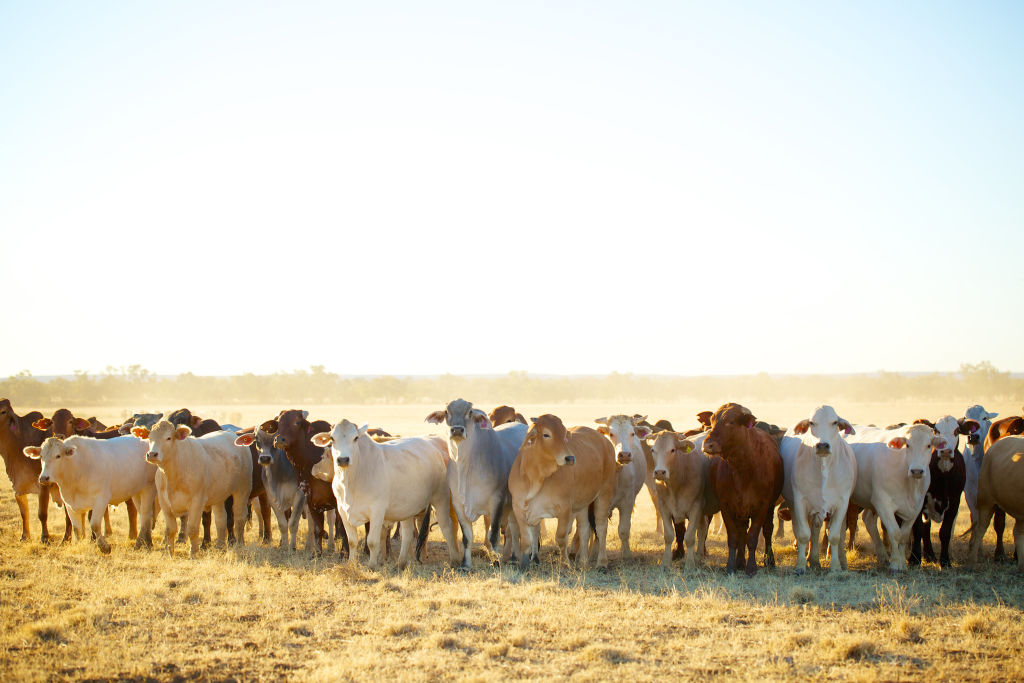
[588,502,596,531]
[488,497,506,550]
[415,506,431,563]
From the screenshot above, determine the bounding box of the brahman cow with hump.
[310,419,459,569]
[648,430,718,568]
[24,435,156,553]
[968,434,1024,572]
[508,414,617,570]
[426,399,527,569]
[845,423,945,572]
[235,426,306,551]
[779,406,857,574]
[702,403,784,575]
[909,415,969,568]
[594,414,651,559]
[133,421,252,557]
[0,399,50,542]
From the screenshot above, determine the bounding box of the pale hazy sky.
[1,2,1022,377]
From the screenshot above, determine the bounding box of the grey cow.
[426,398,527,569]
[234,428,307,551]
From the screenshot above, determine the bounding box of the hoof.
[492,560,501,568]
[793,568,805,576]
[888,567,903,575]
[97,537,111,554]
[40,534,49,544]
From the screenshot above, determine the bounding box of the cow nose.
[258,455,272,465]
[617,451,632,464]
[564,455,576,465]
[146,451,158,461]
[967,434,980,445]
[336,456,350,467]
[653,468,667,481]
[815,442,831,454]
[38,475,49,484]
[910,468,924,478]
[450,426,465,439]
[702,440,720,455]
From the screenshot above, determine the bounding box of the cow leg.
[287,494,303,551]
[760,507,776,569]
[125,498,138,541]
[861,509,888,565]
[232,492,248,546]
[968,502,994,566]
[135,488,155,549]
[793,498,811,575]
[203,510,214,548]
[365,513,385,569]
[256,492,271,544]
[808,512,825,571]
[573,511,593,569]
[36,487,53,544]
[909,514,926,567]
[847,504,860,549]
[776,507,786,540]
[89,500,112,554]
[646,475,663,536]
[683,509,703,570]
[553,514,572,566]
[826,508,848,573]
[271,496,289,550]
[721,512,743,572]
[518,522,540,570]
[938,507,957,569]
[102,508,113,536]
[177,515,188,544]
[308,507,325,555]
[994,507,1007,561]
[16,493,32,542]
[672,520,686,561]
[433,493,461,566]
[617,500,635,560]
[396,517,416,569]
[211,504,228,549]
[660,510,676,566]
[225,498,236,544]
[876,510,907,572]
[337,513,359,567]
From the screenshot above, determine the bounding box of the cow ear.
[913,418,935,430]
[425,411,446,424]
[73,417,91,432]
[301,411,309,420]
[986,411,999,420]
[888,437,907,449]
[678,438,694,454]
[64,446,76,457]
[191,416,202,429]
[594,417,610,425]
[32,418,52,432]
[525,432,536,447]
[793,420,810,435]
[596,425,610,436]
[310,432,333,448]
[1008,417,1024,436]
[234,434,256,447]
[358,423,369,434]
[131,426,150,439]
[472,411,492,429]
[260,420,279,435]
[23,446,41,459]
[635,425,651,439]
[175,425,191,440]
[838,420,855,436]
[931,436,947,450]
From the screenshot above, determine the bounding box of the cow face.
[168,408,203,430]
[0,398,17,434]
[523,415,573,466]
[648,431,695,482]
[595,415,651,465]
[234,428,280,466]
[961,405,996,448]
[24,437,72,485]
[122,412,164,436]
[702,403,757,457]
[310,419,367,470]
[139,420,191,464]
[425,398,490,446]
[489,405,519,427]
[33,409,92,438]
[270,410,310,451]
[792,405,854,457]
[929,416,961,473]
[887,423,944,480]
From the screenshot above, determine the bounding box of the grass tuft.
[385,622,419,636]
[581,645,635,664]
[894,618,924,644]
[286,622,313,637]
[832,637,878,661]
[961,613,988,635]
[789,586,816,604]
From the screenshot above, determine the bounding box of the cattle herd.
[1,397,1022,577]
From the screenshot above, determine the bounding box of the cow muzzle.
[335,456,350,468]
[909,468,925,479]
[967,434,980,445]
[815,442,831,455]
[617,451,632,465]
[653,468,667,481]
[937,454,954,473]
[146,451,159,463]
[702,440,720,455]
[449,426,465,440]
[38,474,50,484]
[258,454,273,465]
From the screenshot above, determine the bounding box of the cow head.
[235,428,280,466]
[24,437,73,485]
[647,430,695,482]
[702,403,757,457]
[32,409,92,438]
[425,398,490,446]
[792,405,855,457]
[310,419,368,471]
[0,398,17,434]
[139,420,191,465]
[594,414,651,466]
[167,408,204,430]
[122,412,164,436]
[269,410,310,451]
[923,415,961,473]
[696,411,713,430]
[489,405,525,427]
[887,423,944,480]
[961,405,996,448]
[522,415,573,466]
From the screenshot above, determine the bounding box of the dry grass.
[2,401,1024,681]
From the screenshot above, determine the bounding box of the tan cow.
[508,415,617,570]
[968,435,1024,572]
[133,421,252,557]
[647,430,718,568]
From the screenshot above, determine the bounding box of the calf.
[0,399,50,542]
[910,416,969,568]
[846,424,945,572]
[703,403,783,575]
[779,406,857,574]
[594,414,651,559]
[508,415,617,570]
[24,435,156,553]
[426,399,527,568]
[968,435,1024,572]
[648,430,718,568]
[235,427,306,550]
[132,421,252,557]
[311,419,459,569]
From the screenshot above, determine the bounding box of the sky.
[1,1,1022,378]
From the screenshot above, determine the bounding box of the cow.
[0,399,51,542]
[961,405,1000,553]
[779,406,858,574]
[261,410,348,556]
[310,419,459,569]
[631,415,679,537]
[647,430,718,568]
[425,399,527,569]
[23,435,156,553]
[489,405,527,427]
[702,403,784,575]
[909,416,969,568]
[593,414,651,559]
[508,414,617,570]
[234,427,306,550]
[119,412,164,435]
[845,423,945,572]
[131,421,252,557]
[967,435,1024,572]
[983,409,1022,561]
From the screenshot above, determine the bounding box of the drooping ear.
[310,432,333,448]
[73,417,91,432]
[696,411,713,426]
[594,416,610,425]
[793,419,810,435]
[471,411,491,429]
[596,425,610,436]
[635,425,652,439]
[838,419,855,436]
[930,436,947,450]
[913,418,935,430]
[958,419,980,435]
[677,438,695,454]
[633,415,648,425]
[131,426,150,439]
[32,418,52,432]
[191,416,202,429]
[23,446,42,459]
[234,433,256,447]
[260,420,279,435]
[175,425,192,440]
[425,410,446,424]
[888,437,907,449]
[529,417,538,424]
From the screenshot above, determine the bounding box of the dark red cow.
[682,411,714,438]
[263,409,350,556]
[0,399,49,542]
[488,405,527,427]
[702,403,784,575]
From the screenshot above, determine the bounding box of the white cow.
[133,421,252,557]
[779,406,857,574]
[845,423,946,572]
[647,431,717,568]
[310,420,460,569]
[960,405,999,530]
[594,415,652,559]
[25,435,156,553]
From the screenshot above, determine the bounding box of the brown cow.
[703,403,784,575]
[983,409,1024,561]
[489,405,527,427]
[968,435,1024,572]
[0,399,50,542]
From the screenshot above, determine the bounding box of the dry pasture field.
[2,401,1024,681]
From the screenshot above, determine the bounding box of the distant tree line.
[1,362,1020,408]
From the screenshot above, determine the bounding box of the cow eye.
[353,435,359,441]
[543,433,551,439]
